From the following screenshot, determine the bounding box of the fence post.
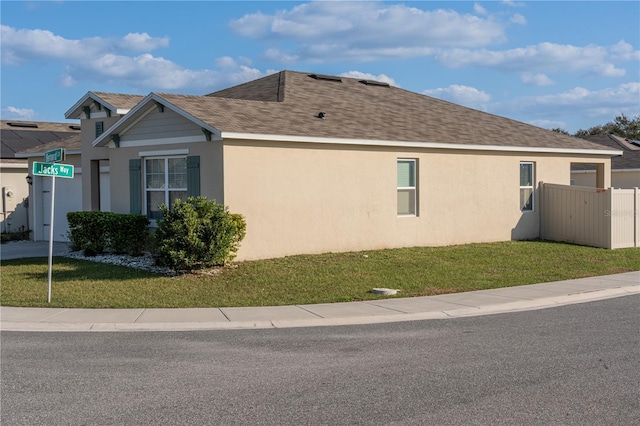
[633,187,640,247]
[606,188,613,249]
[539,181,544,241]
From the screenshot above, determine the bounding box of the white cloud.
[521,73,554,86]
[229,1,506,62]
[501,0,525,7]
[590,63,626,78]
[263,48,300,64]
[492,82,640,130]
[59,73,76,87]
[118,33,170,52]
[610,40,640,61]
[423,84,492,108]
[436,42,629,77]
[0,25,263,93]
[474,3,488,15]
[0,25,168,65]
[340,71,398,87]
[2,106,36,120]
[510,13,527,25]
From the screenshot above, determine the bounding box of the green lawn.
[1,241,638,308]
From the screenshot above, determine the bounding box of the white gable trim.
[221,132,623,157]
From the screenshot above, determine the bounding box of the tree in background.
[553,114,640,140]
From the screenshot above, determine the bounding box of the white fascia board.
[93,92,221,148]
[15,149,82,158]
[221,132,623,157]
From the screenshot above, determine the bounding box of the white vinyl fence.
[540,183,639,249]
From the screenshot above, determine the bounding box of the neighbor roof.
[15,133,81,158]
[95,70,619,154]
[1,120,80,159]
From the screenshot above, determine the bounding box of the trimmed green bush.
[67,211,150,256]
[153,197,246,271]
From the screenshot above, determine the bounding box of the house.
[1,120,80,235]
[24,70,622,260]
[571,134,640,188]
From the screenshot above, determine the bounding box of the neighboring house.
[571,134,640,188]
[1,120,80,235]
[26,70,621,260]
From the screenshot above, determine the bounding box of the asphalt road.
[2,295,639,425]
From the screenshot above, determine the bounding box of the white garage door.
[41,174,82,242]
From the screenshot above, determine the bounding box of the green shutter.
[187,155,200,197]
[129,159,142,214]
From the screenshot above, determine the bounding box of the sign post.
[32,151,73,303]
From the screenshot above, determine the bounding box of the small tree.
[153,197,246,271]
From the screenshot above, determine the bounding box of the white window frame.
[397,158,417,216]
[144,156,188,219]
[520,161,535,212]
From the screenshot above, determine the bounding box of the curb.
[2,285,637,333]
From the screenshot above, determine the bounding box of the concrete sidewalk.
[2,270,638,332]
[2,241,638,332]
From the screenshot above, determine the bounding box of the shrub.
[153,197,246,271]
[67,211,150,256]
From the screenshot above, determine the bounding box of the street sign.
[33,162,74,179]
[44,148,65,163]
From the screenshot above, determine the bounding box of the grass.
[1,241,638,308]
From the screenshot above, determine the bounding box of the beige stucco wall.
[572,170,639,189]
[222,140,612,261]
[1,163,29,234]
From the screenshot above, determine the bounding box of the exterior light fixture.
[26,175,33,185]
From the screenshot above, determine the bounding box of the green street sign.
[33,162,74,179]
[44,148,65,163]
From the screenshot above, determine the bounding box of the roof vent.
[317,112,327,119]
[69,125,81,130]
[309,74,342,82]
[7,122,38,128]
[359,79,390,87]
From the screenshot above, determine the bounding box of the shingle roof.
[573,134,640,170]
[1,120,80,159]
[155,70,611,152]
[90,92,146,111]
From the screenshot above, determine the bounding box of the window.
[520,162,535,212]
[145,157,187,219]
[95,121,104,138]
[397,159,417,216]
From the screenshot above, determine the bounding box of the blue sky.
[1,1,638,133]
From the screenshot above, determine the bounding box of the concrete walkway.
[1,242,638,332]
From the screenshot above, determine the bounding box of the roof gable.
[65,91,145,119]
